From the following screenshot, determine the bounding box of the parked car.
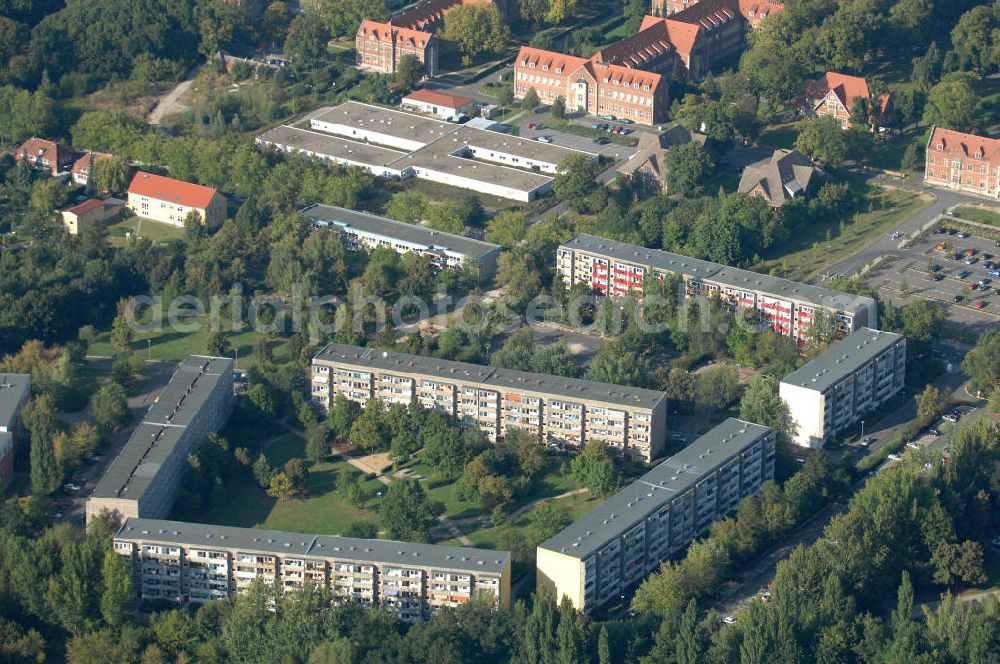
[975,299,987,309]
[956,270,971,279]
[965,248,977,256]
[953,295,964,303]
[536,135,552,143]
[907,442,920,450]
[724,616,737,625]
[966,257,978,265]
[601,114,615,121]
[928,429,940,436]
[987,270,1000,277]
[525,122,535,129]
[957,232,970,239]
[931,274,944,281]
[618,118,634,124]
[888,453,902,461]
[593,137,608,145]
[942,413,959,423]
[929,264,941,272]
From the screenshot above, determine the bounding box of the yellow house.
[60,198,123,235]
[127,171,227,228]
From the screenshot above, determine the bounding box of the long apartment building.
[780,328,906,448]
[0,373,31,494]
[114,518,511,621]
[924,126,1000,199]
[537,419,775,612]
[301,203,501,278]
[311,343,668,462]
[557,234,877,346]
[257,101,595,202]
[87,356,234,525]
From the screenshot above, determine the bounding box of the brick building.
[513,1,781,125]
[15,137,72,176]
[924,126,1000,199]
[356,0,512,77]
[71,150,115,186]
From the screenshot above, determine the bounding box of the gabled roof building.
[15,137,73,176]
[738,148,824,207]
[924,126,1000,199]
[805,72,891,129]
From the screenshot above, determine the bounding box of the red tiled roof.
[64,199,105,216]
[16,137,67,162]
[806,72,889,113]
[663,19,701,57]
[72,151,114,175]
[516,46,588,75]
[402,88,473,109]
[127,172,218,209]
[928,127,1000,163]
[738,0,784,21]
[588,61,662,90]
[593,20,675,68]
[358,19,431,48]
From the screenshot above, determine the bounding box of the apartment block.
[0,373,31,494]
[557,233,877,347]
[536,419,775,612]
[114,518,511,621]
[311,343,668,462]
[87,356,234,525]
[780,328,906,448]
[300,204,501,278]
[924,126,1000,199]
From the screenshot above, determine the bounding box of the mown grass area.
[87,313,295,367]
[759,123,801,149]
[106,216,185,245]
[755,182,933,282]
[951,205,1000,228]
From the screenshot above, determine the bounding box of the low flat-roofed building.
[536,418,775,612]
[557,233,877,346]
[301,204,501,277]
[87,356,234,525]
[256,125,410,178]
[311,343,668,462]
[311,101,456,152]
[780,328,906,448]
[114,517,511,620]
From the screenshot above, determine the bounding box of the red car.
[975,300,986,309]
[525,122,535,129]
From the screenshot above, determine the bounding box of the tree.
[496,85,514,112]
[308,638,356,664]
[26,394,61,495]
[497,251,543,309]
[206,331,231,357]
[923,75,980,132]
[90,156,130,195]
[794,117,849,165]
[486,211,528,248]
[267,472,295,502]
[545,0,577,24]
[664,142,713,197]
[676,94,734,143]
[551,96,566,119]
[285,12,329,68]
[444,3,510,65]
[571,440,619,497]
[949,4,1000,76]
[247,383,276,420]
[739,374,791,436]
[961,331,1000,395]
[901,142,922,171]
[262,1,294,44]
[349,400,386,452]
[585,340,647,387]
[901,299,945,347]
[327,394,361,436]
[526,502,572,546]
[110,299,133,352]
[597,626,611,664]
[553,153,599,210]
[100,549,133,628]
[91,382,130,432]
[522,87,540,113]
[378,477,438,541]
[395,54,424,89]
[696,365,740,410]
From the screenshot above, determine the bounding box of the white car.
[906,442,919,450]
[887,453,902,461]
[724,615,737,625]
[536,136,552,143]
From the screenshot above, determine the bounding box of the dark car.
[931,274,944,281]
[593,137,609,145]
[953,295,963,303]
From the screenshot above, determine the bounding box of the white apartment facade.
[114,518,511,621]
[311,343,668,462]
[536,419,775,613]
[557,234,877,347]
[780,328,906,448]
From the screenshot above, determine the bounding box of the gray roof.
[446,125,591,166]
[539,419,773,559]
[0,373,30,430]
[738,149,823,206]
[116,518,510,574]
[300,204,500,260]
[312,101,457,145]
[780,327,904,392]
[257,125,408,168]
[563,233,873,313]
[314,343,666,410]
[389,143,554,195]
[93,356,233,501]
[0,432,11,457]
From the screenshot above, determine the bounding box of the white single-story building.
[401,89,475,119]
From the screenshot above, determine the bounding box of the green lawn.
[759,123,801,150]
[951,205,1000,228]
[106,215,185,245]
[867,127,931,176]
[87,314,294,367]
[755,182,933,282]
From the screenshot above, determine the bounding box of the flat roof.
[448,125,592,165]
[781,327,904,392]
[539,419,773,559]
[563,233,874,312]
[314,343,666,410]
[312,101,455,145]
[257,125,408,168]
[390,143,555,194]
[92,356,233,502]
[116,518,510,574]
[0,373,30,430]
[300,204,500,259]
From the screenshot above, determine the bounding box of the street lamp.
[147,338,151,361]
[860,420,865,442]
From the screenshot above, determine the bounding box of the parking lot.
[516,114,638,161]
[864,225,1000,330]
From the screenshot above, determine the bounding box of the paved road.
[813,176,987,281]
